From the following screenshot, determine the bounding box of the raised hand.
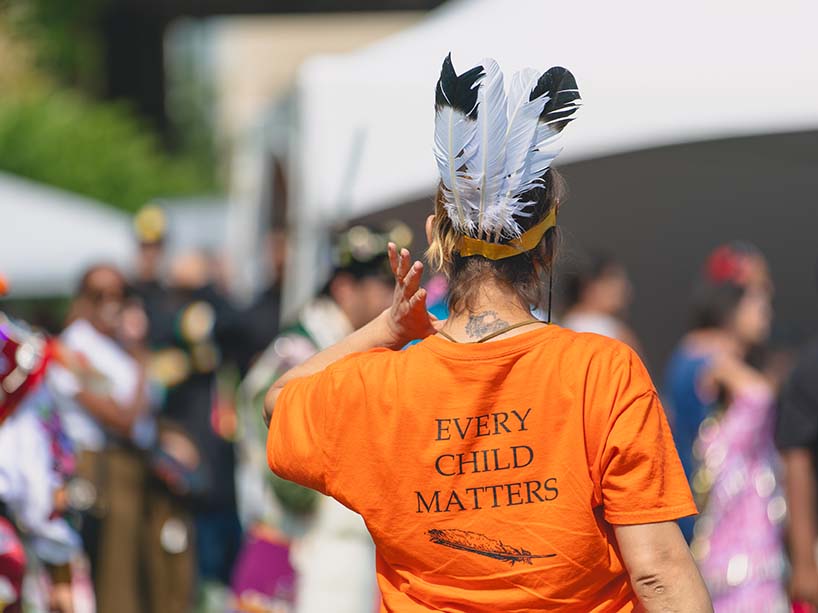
[385,243,441,346]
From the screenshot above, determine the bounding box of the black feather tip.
[531,66,581,132]
[435,52,484,120]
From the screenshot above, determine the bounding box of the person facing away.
[560,250,643,353]
[663,243,787,611]
[263,55,711,612]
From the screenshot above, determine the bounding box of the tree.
[0,92,214,212]
[0,4,215,211]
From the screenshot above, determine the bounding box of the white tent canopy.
[285,0,818,312]
[296,0,818,219]
[1,173,133,297]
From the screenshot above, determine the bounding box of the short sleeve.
[776,342,818,450]
[266,349,388,506]
[47,363,81,399]
[266,368,335,495]
[46,322,86,399]
[595,348,697,525]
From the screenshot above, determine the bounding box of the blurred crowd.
[0,207,416,613]
[2,205,818,613]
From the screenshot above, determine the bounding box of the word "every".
[436,409,532,441]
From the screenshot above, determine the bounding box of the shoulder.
[325,347,401,377]
[562,312,621,339]
[60,319,94,347]
[553,327,657,404]
[664,344,712,385]
[309,348,409,400]
[61,319,120,356]
[553,326,636,368]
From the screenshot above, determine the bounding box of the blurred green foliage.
[0,2,217,211]
[4,0,109,92]
[0,92,215,212]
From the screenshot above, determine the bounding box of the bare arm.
[783,448,818,605]
[73,363,150,437]
[614,522,712,613]
[263,245,438,426]
[55,340,149,437]
[74,389,146,437]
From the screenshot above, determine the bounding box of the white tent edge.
[281,0,818,315]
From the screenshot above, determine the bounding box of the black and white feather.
[433,53,484,235]
[433,55,581,241]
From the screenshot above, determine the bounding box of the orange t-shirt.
[267,325,696,612]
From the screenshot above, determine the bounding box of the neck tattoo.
[465,311,510,339]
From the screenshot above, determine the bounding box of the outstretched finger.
[391,248,408,281]
[397,248,412,280]
[402,261,424,298]
[387,243,399,277]
[409,287,428,309]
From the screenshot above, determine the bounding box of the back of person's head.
[562,250,626,313]
[427,170,564,313]
[689,242,772,346]
[689,282,747,330]
[324,223,412,329]
[425,54,581,315]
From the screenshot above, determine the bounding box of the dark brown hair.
[426,169,565,314]
[67,263,127,325]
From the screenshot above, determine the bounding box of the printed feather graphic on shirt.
[426,528,555,566]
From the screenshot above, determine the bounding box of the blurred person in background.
[129,204,196,613]
[238,228,288,373]
[776,259,818,611]
[235,224,405,613]
[149,249,243,606]
[47,264,153,613]
[560,250,643,352]
[132,204,169,324]
[1,287,83,613]
[663,242,787,611]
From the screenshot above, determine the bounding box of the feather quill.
[432,56,580,243]
[427,528,555,566]
[488,68,549,240]
[504,67,582,224]
[473,58,507,239]
[433,54,484,234]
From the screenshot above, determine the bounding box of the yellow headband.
[456,208,557,260]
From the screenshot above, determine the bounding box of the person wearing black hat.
[235,223,410,613]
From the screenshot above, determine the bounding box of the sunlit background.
[2,1,818,612]
[3,0,817,366]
